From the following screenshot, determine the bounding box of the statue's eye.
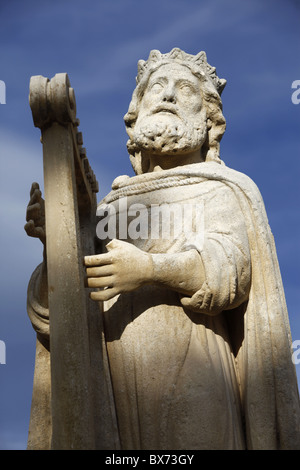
[150,82,164,93]
[179,83,194,95]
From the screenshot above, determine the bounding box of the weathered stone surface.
[25,49,300,450]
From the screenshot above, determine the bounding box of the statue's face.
[139,63,202,121]
[132,63,207,155]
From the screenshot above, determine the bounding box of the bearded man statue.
[26,48,300,450]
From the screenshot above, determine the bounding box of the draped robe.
[27,161,300,450]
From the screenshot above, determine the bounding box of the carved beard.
[130,112,207,155]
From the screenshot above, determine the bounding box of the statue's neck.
[147,150,204,172]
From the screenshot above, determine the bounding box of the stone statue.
[25,49,300,450]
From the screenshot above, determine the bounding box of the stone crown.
[136,48,227,95]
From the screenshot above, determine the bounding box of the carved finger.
[29,189,42,207]
[24,220,45,242]
[24,220,36,237]
[84,253,113,267]
[35,226,46,244]
[29,185,42,206]
[86,265,114,277]
[26,202,41,222]
[90,287,119,302]
[86,276,114,288]
[30,182,40,197]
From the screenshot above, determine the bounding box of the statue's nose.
[162,84,176,104]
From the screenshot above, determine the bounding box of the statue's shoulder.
[193,162,263,200]
[99,162,264,208]
[174,162,266,217]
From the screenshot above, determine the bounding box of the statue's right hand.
[24,182,46,245]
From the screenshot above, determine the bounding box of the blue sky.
[0,0,299,450]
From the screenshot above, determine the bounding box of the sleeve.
[27,263,50,339]
[180,183,251,315]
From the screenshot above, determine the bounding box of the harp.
[29,73,118,449]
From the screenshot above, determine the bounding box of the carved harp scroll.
[29,73,99,449]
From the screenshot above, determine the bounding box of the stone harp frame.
[29,73,104,449]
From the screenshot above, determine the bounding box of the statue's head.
[124,48,227,174]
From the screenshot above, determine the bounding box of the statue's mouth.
[153,105,177,116]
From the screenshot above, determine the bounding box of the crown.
[136,48,226,95]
